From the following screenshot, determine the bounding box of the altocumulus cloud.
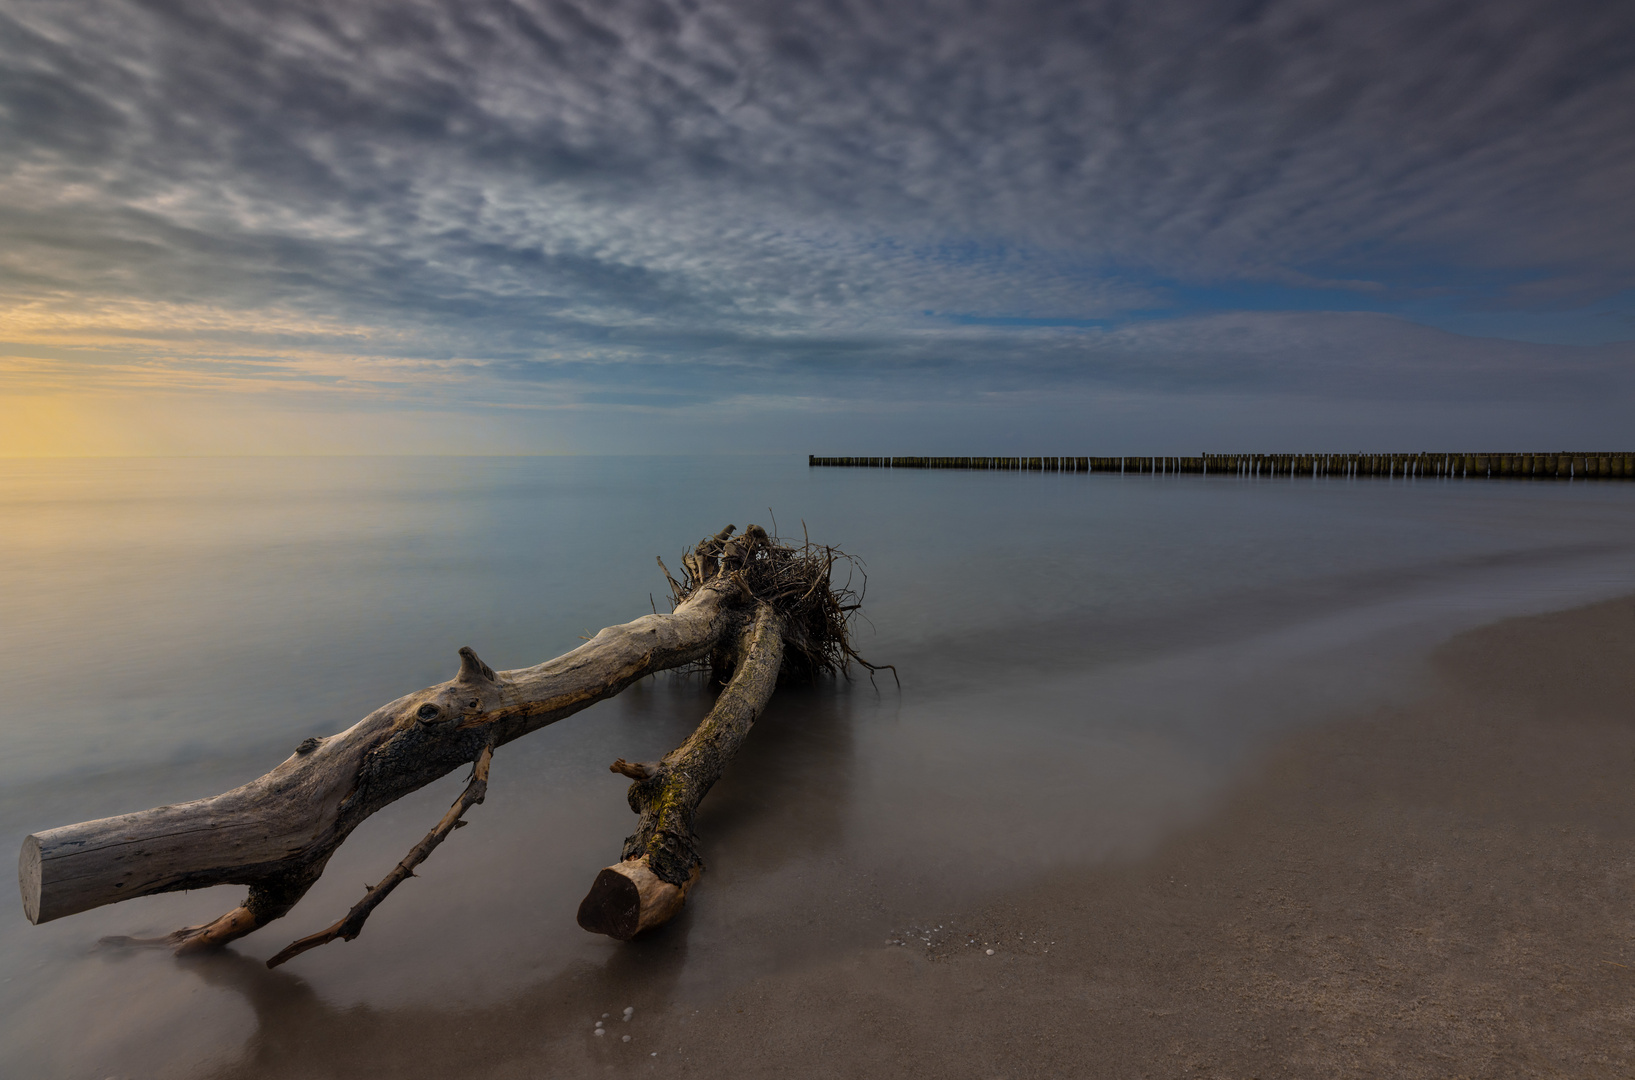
[1,0,1633,451]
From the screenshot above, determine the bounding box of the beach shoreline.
[190,592,1635,1079]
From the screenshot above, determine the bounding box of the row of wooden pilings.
[1201,453,1635,479]
[809,456,1097,471]
[808,454,1635,479]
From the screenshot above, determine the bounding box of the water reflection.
[142,685,861,1080]
[189,929,693,1080]
[695,683,860,878]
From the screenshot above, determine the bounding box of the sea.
[2,455,1633,1076]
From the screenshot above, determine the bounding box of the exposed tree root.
[667,522,896,685]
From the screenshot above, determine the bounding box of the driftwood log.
[19,524,887,964]
[578,602,785,938]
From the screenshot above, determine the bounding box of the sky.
[2,0,1633,455]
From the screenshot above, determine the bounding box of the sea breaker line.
[808,454,1635,480]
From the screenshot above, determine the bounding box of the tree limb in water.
[19,524,885,962]
[578,602,786,939]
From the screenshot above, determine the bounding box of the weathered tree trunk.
[20,523,884,965]
[577,602,785,939]
[19,572,748,951]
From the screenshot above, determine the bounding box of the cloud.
[1,0,1633,450]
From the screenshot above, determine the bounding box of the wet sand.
[637,594,1635,1079]
[184,593,1635,1079]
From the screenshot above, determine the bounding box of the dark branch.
[265,745,493,969]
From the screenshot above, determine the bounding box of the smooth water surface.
[3,456,1634,1076]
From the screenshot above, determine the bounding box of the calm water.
[3,455,1634,1076]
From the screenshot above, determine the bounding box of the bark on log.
[19,571,749,949]
[578,602,785,939]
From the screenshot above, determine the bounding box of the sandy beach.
[6,0,1630,1071]
[176,593,1635,1079]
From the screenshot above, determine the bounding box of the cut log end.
[576,857,696,940]
[18,834,41,925]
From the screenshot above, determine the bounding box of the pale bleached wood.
[576,855,701,941]
[19,571,747,944]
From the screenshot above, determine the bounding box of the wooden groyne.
[808,454,1635,479]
